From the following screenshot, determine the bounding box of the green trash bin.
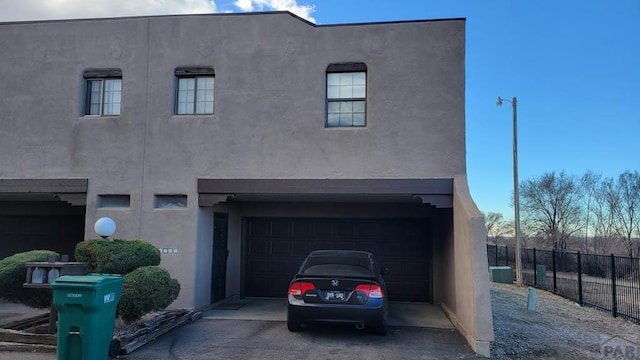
[51,274,123,360]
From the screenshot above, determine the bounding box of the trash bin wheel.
[109,338,121,358]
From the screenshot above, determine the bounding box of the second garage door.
[244,217,432,302]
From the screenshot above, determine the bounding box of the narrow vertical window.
[326,63,367,127]
[175,66,215,115]
[83,69,122,116]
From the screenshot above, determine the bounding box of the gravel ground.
[490,282,640,359]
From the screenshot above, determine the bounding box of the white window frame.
[175,66,215,115]
[326,63,367,128]
[83,68,123,117]
[85,78,122,116]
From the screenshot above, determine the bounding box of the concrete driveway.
[202,298,455,329]
[124,318,478,360]
[124,299,476,360]
[1,299,479,359]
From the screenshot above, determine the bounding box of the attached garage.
[244,217,433,302]
[0,180,88,260]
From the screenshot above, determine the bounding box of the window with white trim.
[326,63,367,127]
[175,66,215,115]
[83,69,122,116]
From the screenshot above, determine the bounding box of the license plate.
[324,291,347,301]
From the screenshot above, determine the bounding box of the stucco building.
[0,12,493,355]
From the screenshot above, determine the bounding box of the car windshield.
[301,255,374,277]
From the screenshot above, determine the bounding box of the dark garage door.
[245,217,432,302]
[0,200,85,260]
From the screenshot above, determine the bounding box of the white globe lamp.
[95,217,116,239]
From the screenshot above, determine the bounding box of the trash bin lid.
[51,274,123,289]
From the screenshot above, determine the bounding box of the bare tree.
[581,171,601,253]
[591,177,619,255]
[519,171,583,251]
[484,212,510,244]
[606,171,640,257]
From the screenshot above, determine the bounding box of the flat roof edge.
[0,10,465,27]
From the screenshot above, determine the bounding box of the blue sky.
[300,0,639,218]
[1,0,638,218]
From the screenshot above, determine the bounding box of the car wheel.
[287,319,303,332]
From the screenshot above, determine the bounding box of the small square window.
[154,195,188,209]
[175,67,215,115]
[97,195,130,208]
[176,77,214,115]
[84,78,122,116]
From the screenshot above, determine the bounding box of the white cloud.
[234,0,315,23]
[0,0,217,22]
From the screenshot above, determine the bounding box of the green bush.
[0,250,59,308]
[75,239,160,274]
[117,266,180,323]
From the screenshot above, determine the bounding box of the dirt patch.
[490,282,640,359]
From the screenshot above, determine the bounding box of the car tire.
[287,319,303,332]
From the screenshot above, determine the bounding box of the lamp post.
[496,96,522,287]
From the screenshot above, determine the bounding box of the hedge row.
[75,239,161,274]
[0,240,180,322]
[0,250,59,308]
[118,266,181,323]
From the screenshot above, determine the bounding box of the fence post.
[552,249,557,293]
[505,245,509,267]
[611,254,617,318]
[577,251,583,306]
[533,248,537,287]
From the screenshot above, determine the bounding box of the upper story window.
[175,66,215,115]
[83,68,122,116]
[326,63,367,127]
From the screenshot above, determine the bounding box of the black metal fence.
[487,244,640,323]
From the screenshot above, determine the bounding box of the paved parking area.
[1,300,478,359]
[124,319,479,360]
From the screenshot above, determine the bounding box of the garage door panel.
[271,240,291,255]
[399,281,429,300]
[247,259,270,274]
[351,242,380,255]
[404,222,426,239]
[381,241,404,257]
[313,222,333,238]
[248,238,270,254]
[405,243,428,258]
[247,219,271,237]
[380,222,403,239]
[404,261,428,276]
[292,241,312,255]
[292,222,313,237]
[355,222,380,238]
[245,217,432,302]
[271,221,291,237]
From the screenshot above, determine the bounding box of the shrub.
[0,250,59,308]
[117,266,180,323]
[75,239,160,274]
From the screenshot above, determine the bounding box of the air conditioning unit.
[489,266,513,283]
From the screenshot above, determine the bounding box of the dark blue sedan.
[287,250,388,335]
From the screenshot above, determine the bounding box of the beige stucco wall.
[440,176,494,356]
[0,13,494,355]
[0,12,466,305]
